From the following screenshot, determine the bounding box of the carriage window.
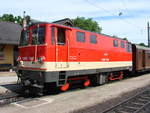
[148,52,150,59]
[113,40,118,47]
[120,41,125,48]
[90,35,97,44]
[20,30,29,46]
[51,27,55,45]
[32,27,45,45]
[76,31,85,42]
[57,28,66,45]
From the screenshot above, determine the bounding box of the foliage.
[113,35,128,41]
[112,35,119,38]
[138,43,147,47]
[122,38,128,41]
[0,14,23,25]
[0,14,31,25]
[72,17,102,33]
[25,15,31,25]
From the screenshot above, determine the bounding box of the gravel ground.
[0,73,150,113]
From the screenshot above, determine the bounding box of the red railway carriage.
[17,22,132,94]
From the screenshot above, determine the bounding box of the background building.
[52,18,73,26]
[0,21,22,70]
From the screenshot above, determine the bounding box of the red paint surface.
[19,23,132,65]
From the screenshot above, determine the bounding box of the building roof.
[52,18,73,27]
[0,21,22,45]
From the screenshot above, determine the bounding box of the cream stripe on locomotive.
[19,61,132,71]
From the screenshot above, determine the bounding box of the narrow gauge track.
[0,92,27,107]
[102,88,150,113]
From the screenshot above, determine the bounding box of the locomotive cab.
[19,24,46,63]
[17,23,71,94]
[18,24,47,95]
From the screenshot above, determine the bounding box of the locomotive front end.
[17,23,48,95]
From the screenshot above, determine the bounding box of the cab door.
[55,27,70,68]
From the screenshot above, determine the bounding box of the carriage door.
[55,27,69,68]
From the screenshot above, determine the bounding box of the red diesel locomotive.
[17,22,133,94]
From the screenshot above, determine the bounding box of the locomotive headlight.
[38,56,45,63]
[17,56,24,66]
[20,61,24,66]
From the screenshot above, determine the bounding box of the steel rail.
[0,92,26,106]
[102,89,150,113]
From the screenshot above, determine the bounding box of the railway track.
[0,92,26,107]
[102,88,150,113]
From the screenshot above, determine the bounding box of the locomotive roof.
[27,22,129,42]
[51,23,130,42]
[54,23,129,41]
[0,21,22,45]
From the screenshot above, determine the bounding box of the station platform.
[0,71,17,77]
[0,72,19,94]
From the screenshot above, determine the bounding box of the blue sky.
[1,0,150,44]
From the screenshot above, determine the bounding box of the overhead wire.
[85,0,117,17]
[85,0,143,30]
[119,0,145,36]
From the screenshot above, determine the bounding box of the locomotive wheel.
[60,83,70,91]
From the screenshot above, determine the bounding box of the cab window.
[20,30,29,46]
[57,28,66,45]
[32,26,45,45]
[51,27,55,45]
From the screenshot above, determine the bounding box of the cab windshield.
[32,26,45,45]
[20,26,46,46]
[20,30,29,46]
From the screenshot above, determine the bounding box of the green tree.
[122,38,128,41]
[0,14,31,25]
[0,14,15,22]
[25,15,31,24]
[0,14,23,25]
[112,35,129,41]
[72,17,102,33]
[112,35,119,38]
[138,43,147,47]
